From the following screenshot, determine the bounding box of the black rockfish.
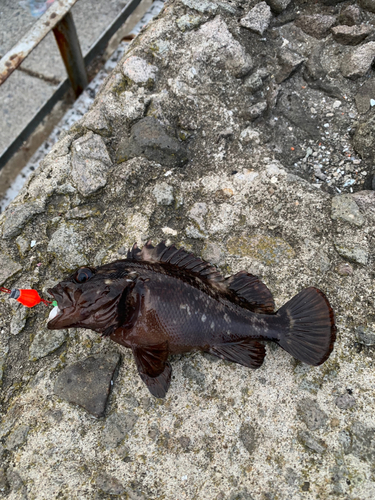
[47,242,336,397]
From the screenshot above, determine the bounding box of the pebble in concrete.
[240,2,272,35]
[334,241,368,266]
[152,182,174,206]
[54,352,120,418]
[29,328,67,361]
[331,194,365,226]
[47,222,88,271]
[2,201,45,239]
[71,132,112,197]
[102,411,138,449]
[122,56,159,87]
[356,326,375,346]
[0,253,21,286]
[341,42,375,79]
[180,0,217,14]
[10,303,28,336]
[5,424,30,450]
[335,394,356,409]
[298,431,327,453]
[297,398,328,430]
[116,116,188,167]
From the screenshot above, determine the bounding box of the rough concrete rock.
[122,56,159,87]
[29,328,67,360]
[54,353,120,417]
[338,5,362,25]
[331,25,372,45]
[334,240,369,265]
[356,325,375,345]
[2,200,45,239]
[341,41,375,78]
[331,194,365,226]
[181,0,218,14]
[47,222,88,271]
[116,116,188,167]
[71,131,112,196]
[266,0,291,14]
[358,0,375,13]
[240,2,272,35]
[353,113,375,160]
[295,14,336,39]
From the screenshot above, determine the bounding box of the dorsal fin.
[127,241,274,313]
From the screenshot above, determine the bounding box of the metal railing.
[0,0,142,170]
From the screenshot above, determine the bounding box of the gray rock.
[116,117,188,167]
[122,56,158,87]
[228,489,254,500]
[5,424,30,450]
[344,421,375,462]
[202,241,223,265]
[29,328,67,360]
[341,42,375,79]
[6,468,26,495]
[355,79,375,114]
[47,222,87,271]
[152,182,174,206]
[181,0,217,14]
[266,0,291,14]
[356,325,375,346]
[239,423,257,454]
[10,302,28,336]
[71,131,112,197]
[336,262,353,276]
[102,411,138,449]
[338,5,362,26]
[54,353,120,418]
[2,200,45,239]
[297,398,328,430]
[331,25,372,46]
[276,48,305,83]
[295,15,336,39]
[240,2,273,36]
[331,194,365,226]
[95,472,125,495]
[246,101,268,121]
[243,72,263,93]
[176,14,202,32]
[0,252,22,286]
[335,394,356,409]
[353,114,375,160]
[334,241,368,266]
[15,235,29,257]
[358,0,375,14]
[182,363,205,386]
[298,431,327,453]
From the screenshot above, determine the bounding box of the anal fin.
[138,363,172,398]
[209,338,266,369]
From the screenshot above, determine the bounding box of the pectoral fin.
[132,342,171,398]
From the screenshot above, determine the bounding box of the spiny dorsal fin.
[127,241,274,313]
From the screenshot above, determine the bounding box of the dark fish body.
[48,242,336,397]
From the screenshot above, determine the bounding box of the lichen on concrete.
[0,1,375,499]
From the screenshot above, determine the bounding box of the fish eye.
[74,268,94,284]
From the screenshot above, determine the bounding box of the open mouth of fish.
[46,288,65,328]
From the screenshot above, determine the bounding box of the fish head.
[47,263,137,334]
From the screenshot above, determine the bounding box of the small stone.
[243,72,263,93]
[341,42,375,79]
[2,200,45,239]
[333,100,341,109]
[331,25,372,46]
[338,5,361,26]
[246,101,268,121]
[240,127,261,145]
[29,328,67,360]
[227,234,294,266]
[239,423,257,454]
[5,424,29,450]
[95,472,125,495]
[153,182,174,206]
[9,298,28,336]
[276,48,305,83]
[0,252,22,286]
[71,132,112,197]
[180,0,217,14]
[358,0,375,14]
[353,115,375,160]
[188,202,207,227]
[202,242,223,265]
[15,236,29,257]
[356,325,375,346]
[240,2,273,36]
[116,117,188,167]
[176,14,202,31]
[47,222,88,271]
[298,431,327,453]
[335,394,356,409]
[102,411,138,449]
[314,166,327,181]
[334,241,368,266]
[331,194,365,226]
[265,0,291,14]
[297,398,328,431]
[343,421,375,462]
[355,79,375,114]
[182,363,206,386]
[295,14,336,39]
[54,353,120,418]
[336,262,353,276]
[122,56,158,86]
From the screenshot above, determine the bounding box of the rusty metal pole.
[53,11,88,97]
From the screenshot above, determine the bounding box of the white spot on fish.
[211,322,215,330]
[105,279,113,285]
[224,313,231,324]
[201,314,207,322]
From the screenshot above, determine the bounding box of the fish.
[47,241,336,398]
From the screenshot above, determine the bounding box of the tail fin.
[277,287,336,366]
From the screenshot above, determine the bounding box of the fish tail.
[276,287,336,366]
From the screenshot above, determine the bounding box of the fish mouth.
[46,287,72,329]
